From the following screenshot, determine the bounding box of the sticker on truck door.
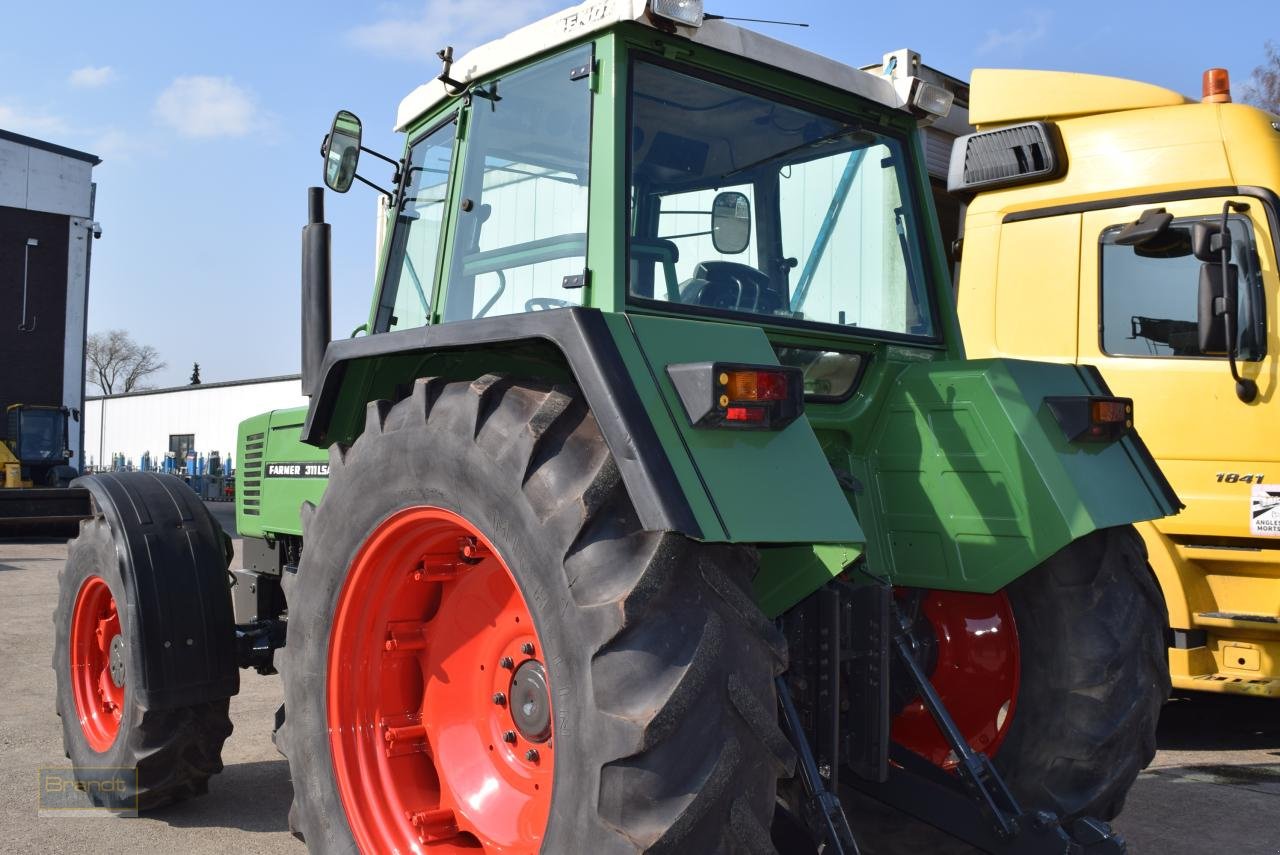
[1251,484,1280,536]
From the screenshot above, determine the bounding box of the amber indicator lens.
[724,369,789,401]
[1090,399,1130,424]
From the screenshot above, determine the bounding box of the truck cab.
[954,67,1280,696]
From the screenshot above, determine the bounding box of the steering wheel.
[525,297,572,312]
[687,262,780,314]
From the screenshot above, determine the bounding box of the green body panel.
[861,358,1179,592]
[623,313,864,546]
[236,407,329,539]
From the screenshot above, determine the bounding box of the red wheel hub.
[328,507,554,854]
[69,575,125,751]
[891,590,1020,767]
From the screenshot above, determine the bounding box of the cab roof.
[968,68,1192,127]
[395,0,910,131]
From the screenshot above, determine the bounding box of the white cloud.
[0,102,68,137]
[977,11,1051,57]
[69,65,116,88]
[153,76,260,139]
[348,0,558,61]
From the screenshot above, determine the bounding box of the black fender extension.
[71,472,239,708]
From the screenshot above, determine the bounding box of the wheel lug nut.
[503,731,517,744]
[499,656,514,670]
[492,692,506,707]
[521,642,535,656]
[525,749,539,762]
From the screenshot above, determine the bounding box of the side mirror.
[1114,208,1173,247]
[711,191,751,254]
[1192,221,1230,263]
[323,110,363,193]
[1197,260,1238,354]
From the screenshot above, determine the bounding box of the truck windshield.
[627,58,936,339]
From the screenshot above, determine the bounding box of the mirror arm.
[353,172,395,199]
[1219,200,1258,403]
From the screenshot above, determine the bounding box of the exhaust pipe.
[301,187,332,397]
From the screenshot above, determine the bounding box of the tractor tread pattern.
[52,518,234,812]
[278,375,786,854]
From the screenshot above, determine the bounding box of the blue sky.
[1,1,1274,387]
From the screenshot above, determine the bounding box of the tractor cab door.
[1077,196,1279,547]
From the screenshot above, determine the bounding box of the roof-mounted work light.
[912,81,955,120]
[649,0,704,27]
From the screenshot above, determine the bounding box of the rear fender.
[863,358,1180,592]
[301,309,863,564]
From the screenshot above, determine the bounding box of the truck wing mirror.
[1191,220,1230,263]
[711,191,751,254]
[323,110,363,193]
[1114,208,1172,247]
[1196,260,1237,354]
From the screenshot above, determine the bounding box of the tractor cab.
[3,404,76,488]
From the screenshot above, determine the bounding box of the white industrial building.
[82,375,307,471]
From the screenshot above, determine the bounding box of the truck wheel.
[277,376,794,854]
[52,518,234,810]
[892,526,1168,821]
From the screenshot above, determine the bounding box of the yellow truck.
[953,66,1280,698]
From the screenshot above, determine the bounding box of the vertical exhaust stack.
[301,187,332,397]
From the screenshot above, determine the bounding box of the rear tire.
[995,525,1169,820]
[52,518,233,811]
[277,375,794,854]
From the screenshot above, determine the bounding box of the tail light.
[666,362,804,430]
[1045,396,1134,443]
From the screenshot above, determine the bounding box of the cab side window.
[442,45,593,322]
[1100,214,1263,359]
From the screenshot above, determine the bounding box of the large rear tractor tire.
[52,517,234,811]
[891,525,1169,822]
[277,375,795,854]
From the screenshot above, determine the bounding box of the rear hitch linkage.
[842,603,1127,854]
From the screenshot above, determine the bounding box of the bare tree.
[86,330,166,395]
[1242,41,1280,112]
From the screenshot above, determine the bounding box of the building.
[0,129,100,469]
[82,375,307,471]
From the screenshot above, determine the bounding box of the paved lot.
[2,509,1277,854]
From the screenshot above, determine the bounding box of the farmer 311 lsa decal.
[54,3,1178,853]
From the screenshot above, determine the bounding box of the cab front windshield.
[628,59,936,339]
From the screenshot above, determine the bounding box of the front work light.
[666,362,804,430]
[1045,396,1134,443]
[912,81,955,120]
[648,0,704,27]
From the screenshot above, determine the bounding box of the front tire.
[277,375,794,854]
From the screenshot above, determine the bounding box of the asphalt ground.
[1,505,1277,854]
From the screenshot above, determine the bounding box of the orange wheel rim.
[69,575,125,751]
[891,590,1020,767]
[328,506,554,853]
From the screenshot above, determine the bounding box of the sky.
[1,0,1275,388]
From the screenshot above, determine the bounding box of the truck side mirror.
[323,110,363,193]
[1197,260,1238,354]
[1114,208,1172,247]
[1192,220,1230,263]
[711,191,751,254]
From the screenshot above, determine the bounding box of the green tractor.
[53,4,1178,852]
